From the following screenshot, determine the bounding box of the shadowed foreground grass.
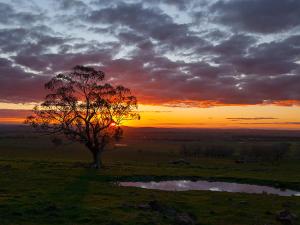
[1,128,300,224]
[1,158,300,225]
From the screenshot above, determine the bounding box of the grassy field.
[0,125,300,225]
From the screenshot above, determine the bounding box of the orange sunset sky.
[1,102,300,129]
[1,0,300,129]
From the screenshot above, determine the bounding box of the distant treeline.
[180,142,292,163]
[1,125,300,142]
[123,128,300,142]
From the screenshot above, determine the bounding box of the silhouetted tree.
[25,65,139,168]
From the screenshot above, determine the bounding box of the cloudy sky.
[0,0,300,128]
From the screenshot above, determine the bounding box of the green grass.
[0,134,300,224]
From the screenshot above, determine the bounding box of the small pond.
[119,180,300,196]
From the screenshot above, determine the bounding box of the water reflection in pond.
[119,180,300,196]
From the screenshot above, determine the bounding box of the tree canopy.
[26,65,139,168]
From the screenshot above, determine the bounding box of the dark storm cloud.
[0,58,47,103]
[213,34,300,77]
[0,2,44,25]
[211,0,300,33]
[90,0,193,9]
[0,26,72,55]
[87,3,208,51]
[0,0,299,106]
[14,51,114,72]
[152,0,190,9]
[56,0,88,10]
[240,75,300,103]
[213,34,256,56]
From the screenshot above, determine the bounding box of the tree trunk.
[91,150,102,169]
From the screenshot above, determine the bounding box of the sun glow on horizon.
[109,122,117,127]
[1,102,300,130]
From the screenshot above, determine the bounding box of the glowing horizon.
[1,103,300,130]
